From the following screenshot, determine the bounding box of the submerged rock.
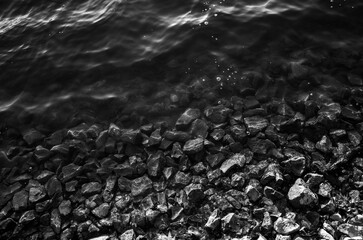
[220,153,246,174]
[274,217,300,235]
[183,138,204,154]
[176,108,201,130]
[288,178,318,208]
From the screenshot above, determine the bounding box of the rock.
[45,176,62,197]
[29,185,46,203]
[305,173,324,188]
[120,129,141,144]
[65,180,78,192]
[316,136,332,153]
[103,175,117,202]
[131,175,153,198]
[34,146,51,161]
[147,151,165,177]
[183,138,204,154]
[318,182,332,198]
[221,213,238,232]
[231,172,246,189]
[73,205,90,222]
[51,209,61,234]
[261,212,273,231]
[23,129,45,145]
[206,153,225,168]
[190,119,209,138]
[173,171,192,187]
[210,128,225,141]
[62,163,82,182]
[19,210,36,224]
[264,186,284,200]
[146,129,162,146]
[338,223,363,237]
[220,153,246,174]
[275,235,291,240]
[348,130,362,147]
[288,178,318,208]
[176,108,201,130]
[92,203,110,218]
[274,217,300,235]
[204,105,232,124]
[244,116,269,135]
[283,153,306,177]
[229,125,248,142]
[245,179,262,202]
[341,105,362,122]
[347,73,363,86]
[114,161,134,178]
[205,209,220,231]
[247,138,275,155]
[163,130,191,142]
[184,183,204,204]
[349,215,363,226]
[118,176,132,192]
[81,182,102,196]
[170,205,183,221]
[120,229,135,240]
[108,123,122,139]
[58,200,72,216]
[260,163,284,185]
[12,189,28,211]
[130,209,146,227]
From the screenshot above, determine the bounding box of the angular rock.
[319,228,334,240]
[184,183,204,204]
[204,105,232,124]
[205,209,220,231]
[220,153,246,174]
[190,119,209,138]
[29,185,46,203]
[131,175,153,198]
[210,128,225,141]
[62,163,82,182]
[19,210,36,224]
[244,116,269,135]
[147,151,165,177]
[221,212,238,232]
[288,178,318,208]
[13,189,28,211]
[102,175,117,202]
[283,153,306,177]
[348,130,362,147]
[229,125,248,142]
[45,176,62,197]
[118,176,132,192]
[23,129,45,145]
[245,179,262,202]
[206,153,225,168]
[34,146,51,161]
[92,203,110,218]
[81,182,102,196]
[58,200,72,216]
[318,182,332,198]
[274,217,300,235]
[120,129,141,144]
[316,135,332,153]
[163,130,191,142]
[176,108,201,130]
[338,223,363,237]
[120,229,135,240]
[51,209,61,234]
[183,138,204,154]
[173,171,192,187]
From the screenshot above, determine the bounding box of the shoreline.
[0,95,362,239]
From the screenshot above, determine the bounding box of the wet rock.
[341,105,362,122]
[288,178,318,208]
[264,186,284,200]
[73,205,90,222]
[220,153,246,174]
[13,189,28,211]
[173,171,192,187]
[163,130,191,142]
[29,185,46,203]
[146,128,162,146]
[58,200,72,216]
[23,129,45,145]
[244,116,269,135]
[318,228,334,240]
[176,108,201,130]
[318,182,333,198]
[51,209,61,234]
[260,163,284,185]
[62,163,82,182]
[316,135,332,153]
[183,138,204,154]
[19,210,36,224]
[147,151,165,177]
[65,180,78,192]
[210,128,225,141]
[103,175,117,202]
[245,179,262,202]
[206,153,225,168]
[131,209,146,227]
[229,124,248,142]
[231,172,246,189]
[45,176,62,197]
[184,183,204,204]
[81,182,102,196]
[283,153,306,177]
[34,145,51,161]
[118,176,132,192]
[190,119,209,139]
[348,130,362,147]
[92,203,110,218]
[320,199,336,214]
[120,229,135,240]
[274,217,300,235]
[170,205,183,221]
[222,213,238,232]
[131,175,153,198]
[205,209,220,231]
[114,161,134,178]
[338,223,363,237]
[204,105,232,124]
[305,173,324,188]
[261,211,273,231]
[120,129,141,144]
[247,138,275,155]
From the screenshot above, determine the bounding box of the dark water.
[1,0,363,131]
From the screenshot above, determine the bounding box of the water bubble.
[216,77,221,81]
[204,21,208,25]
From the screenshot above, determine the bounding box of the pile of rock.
[0,95,362,240]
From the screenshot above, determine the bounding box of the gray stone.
[244,116,269,135]
[205,209,220,230]
[19,210,36,224]
[13,189,28,211]
[58,200,72,216]
[273,217,300,235]
[204,105,232,124]
[51,209,61,234]
[183,138,204,154]
[23,129,45,145]
[131,175,153,198]
[45,176,62,197]
[62,163,82,182]
[29,185,46,203]
[316,135,332,153]
[103,175,117,202]
[81,182,102,196]
[119,229,135,240]
[338,223,363,237]
[184,183,204,204]
[176,108,201,130]
[288,178,318,208]
[92,203,110,218]
[147,151,165,177]
[220,153,246,174]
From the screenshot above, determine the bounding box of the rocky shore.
[0,95,363,240]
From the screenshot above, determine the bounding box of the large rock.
[45,176,62,197]
[205,209,221,230]
[338,223,363,237]
[102,175,117,202]
[183,138,204,154]
[184,183,204,204]
[92,203,110,218]
[81,182,102,196]
[176,108,201,130]
[274,217,300,235]
[147,151,165,177]
[120,229,135,240]
[220,154,246,174]
[62,163,82,182]
[244,116,269,135]
[131,175,153,198]
[23,129,45,145]
[190,119,209,138]
[288,178,318,208]
[29,185,46,203]
[204,105,232,124]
